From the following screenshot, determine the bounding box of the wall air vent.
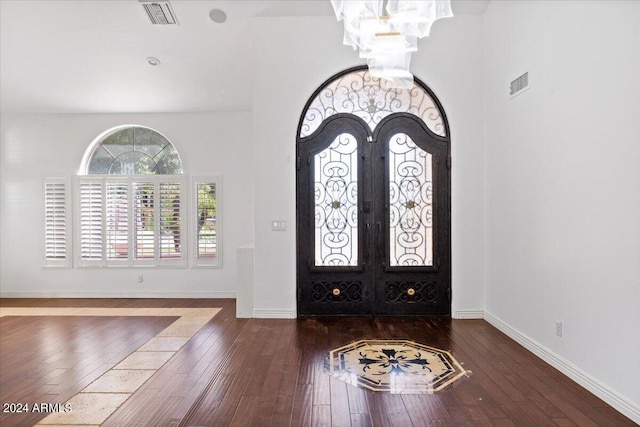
[140,1,179,25]
[510,72,529,97]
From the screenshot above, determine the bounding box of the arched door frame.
[296,66,451,316]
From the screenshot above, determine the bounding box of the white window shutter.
[79,178,104,266]
[133,181,156,264]
[76,175,186,268]
[193,176,221,267]
[159,181,183,262]
[44,178,71,268]
[106,180,129,264]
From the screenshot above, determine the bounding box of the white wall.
[483,0,640,419]
[1,2,638,421]
[415,14,486,316]
[250,15,485,317]
[0,112,254,297]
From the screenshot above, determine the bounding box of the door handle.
[376,222,384,266]
[365,222,371,260]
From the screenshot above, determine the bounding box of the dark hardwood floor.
[0,298,635,427]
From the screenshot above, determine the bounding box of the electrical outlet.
[138,275,144,283]
[555,321,563,337]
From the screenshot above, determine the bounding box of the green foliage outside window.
[197,183,217,258]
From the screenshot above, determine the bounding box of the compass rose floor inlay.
[326,339,471,393]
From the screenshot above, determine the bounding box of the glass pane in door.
[314,133,359,266]
[388,133,433,266]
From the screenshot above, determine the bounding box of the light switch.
[271,220,286,231]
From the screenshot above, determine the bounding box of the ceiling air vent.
[510,72,529,97]
[140,1,179,25]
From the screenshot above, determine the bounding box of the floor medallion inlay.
[326,339,470,393]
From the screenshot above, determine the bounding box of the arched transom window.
[81,125,183,175]
[299,69,447,138]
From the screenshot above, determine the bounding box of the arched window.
[43,126,220,269]
[78,125,186,267]
[81,125,183,175]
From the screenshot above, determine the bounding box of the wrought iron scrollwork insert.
[389,133,433,266]
[312,281,362,303]
[300,70,446,138]
[386,282,437,303]
[314,133,359,266]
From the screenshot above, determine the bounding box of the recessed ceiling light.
[209,8,227,23]
[146,57,160,66]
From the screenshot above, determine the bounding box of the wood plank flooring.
[0,313,177,427]
[0,298,635,427]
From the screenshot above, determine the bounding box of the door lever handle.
[365,223,371,261]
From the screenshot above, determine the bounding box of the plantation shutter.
[77,176,185,267]
[79,179,104,266]
[106,180,129,264]
[159,181,183,261]
[133,181,156,264]
[193,177,220,267]
[44,178,71,267]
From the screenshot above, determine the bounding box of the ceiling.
[0,0,488,114]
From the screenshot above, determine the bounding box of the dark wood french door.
[297,114,450,316]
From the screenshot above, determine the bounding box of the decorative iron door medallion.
[326,339,470,393]
[297,67,451,316]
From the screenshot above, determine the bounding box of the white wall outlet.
[271,220,286,231]
[138,275,144,283]
[555,321,563,337]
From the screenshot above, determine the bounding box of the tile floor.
[0,307,220,426]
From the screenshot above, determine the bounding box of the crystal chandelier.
[330,0,453,88]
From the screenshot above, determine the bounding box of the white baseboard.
[0,291,236,299]
[253,309,296,319]
[483,310,640,425]
[453,309,484,319]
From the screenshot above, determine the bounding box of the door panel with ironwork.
[297,115,450,316]
[297,117,373,315]
[373,117,451,315]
